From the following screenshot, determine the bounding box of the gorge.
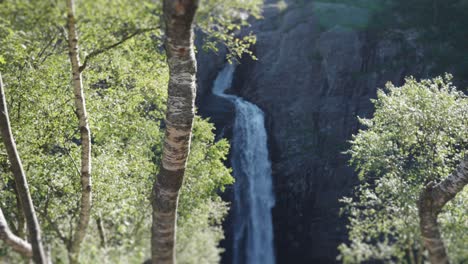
[196,0,468,263]
[1,0,467,263]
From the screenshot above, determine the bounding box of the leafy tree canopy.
[339,76,468,264]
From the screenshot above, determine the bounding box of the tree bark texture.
[0,73,47,263]
[418,155,468,264]
[151,1,199,263]
[66,1,92,263]
[0,207,32,257]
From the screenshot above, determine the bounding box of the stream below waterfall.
[212,64,276,264]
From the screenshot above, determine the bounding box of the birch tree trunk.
[0,73,47,263]
[151,1,199,263]
[418,155,468,264]
[66,1,92,263]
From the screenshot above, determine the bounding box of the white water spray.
[212,64,276,264]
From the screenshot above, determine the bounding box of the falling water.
[212,64,276,264]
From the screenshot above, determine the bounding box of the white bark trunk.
[66,1,92,263]
[151,1,199,263]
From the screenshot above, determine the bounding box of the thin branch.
[36,34,56,62]
[96,214,107,248]
[0,207,32,257]
[38,187,67,245]
[68,213,75,249]
[12,180,26,238]
[65,148,81,177]
[38,210,69,246]
[79,27,156,72]
[0,73,47,263]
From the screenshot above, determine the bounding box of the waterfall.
[212,64,276,264]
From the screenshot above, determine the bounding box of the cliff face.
[196,0,439,263]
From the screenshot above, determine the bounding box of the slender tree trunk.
[151,1,199,263]
[66,1,92,263]
[96,215,107,248]
[418,155,468,264]
[13,180,26,238]
[416,247,423,264]
[0,207,33,257]
[408,245,416,264]
[0,73,47,263]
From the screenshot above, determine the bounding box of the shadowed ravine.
[212,64,276,264]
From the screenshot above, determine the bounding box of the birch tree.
[0,73,47,263]
[64,2,154,262]
[152,0,199,263]
[0,0,261,262]
[66,1,92,263]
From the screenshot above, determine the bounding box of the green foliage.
[0,0,260,262]
[196,0,262,62]
[177,118,232,264]
[339,76,468,263]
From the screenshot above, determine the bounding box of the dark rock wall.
[196,0,444,263]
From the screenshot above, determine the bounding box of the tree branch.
[0,207,32,257]
[0,73,47,263]
[78,27,156,72]
[38,210,69,246]
[418,155,468,264]
[431,155,468,209]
